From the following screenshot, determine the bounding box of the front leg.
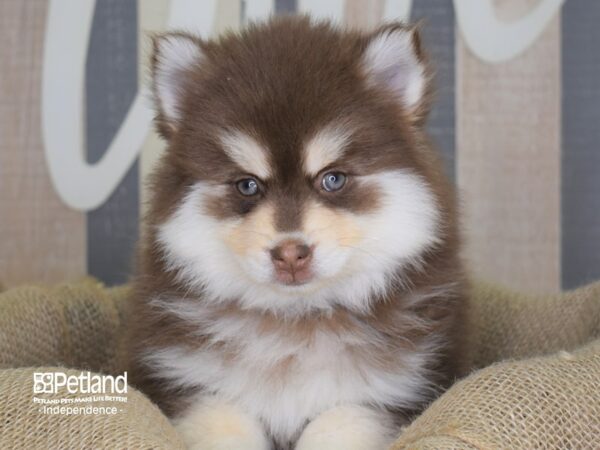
[173,396,270,450]
[295,404,399,450]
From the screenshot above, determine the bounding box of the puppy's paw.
[174,398,269,450]
[295,404,397,450]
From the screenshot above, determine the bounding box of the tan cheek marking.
[304,202,363,247]
[221,203,276,256]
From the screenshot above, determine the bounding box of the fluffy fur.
[128,17,467,450]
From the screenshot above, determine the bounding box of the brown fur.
[127,16,468,447]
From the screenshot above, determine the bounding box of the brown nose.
[270,240,312,272]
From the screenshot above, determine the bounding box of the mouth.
[273,268,314,286]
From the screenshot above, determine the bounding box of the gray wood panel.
[86,0,139,285]
[275,0,296,14]
[411,0,455,180]
[561,2,600,289]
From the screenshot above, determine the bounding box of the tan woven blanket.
[1,280,599,449]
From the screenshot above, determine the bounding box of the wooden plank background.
[86,0,139,285]
[411,1,456,180]
[0,0,86,287]
[561,1,600,289]
[456,0,561,293]
[1,0,599,294]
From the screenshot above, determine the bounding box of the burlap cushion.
[0,279,128,375]
[0,280,599,449]
[392,340,600,449]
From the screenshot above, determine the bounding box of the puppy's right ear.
[151,33,203,138]
[361,24,431,124]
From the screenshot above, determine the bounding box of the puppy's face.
[149,19,445,315]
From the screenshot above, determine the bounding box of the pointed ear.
[361,24,431,123]
[151,32,203,137]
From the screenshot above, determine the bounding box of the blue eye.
[321,172,347,192]
[237,178,259,196]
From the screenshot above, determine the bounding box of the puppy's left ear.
[361,24,431,124]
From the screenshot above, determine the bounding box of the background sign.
[1,0,598,294]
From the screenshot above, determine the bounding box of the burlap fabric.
[0,280,599,449]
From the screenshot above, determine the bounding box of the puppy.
[128,17,467,450]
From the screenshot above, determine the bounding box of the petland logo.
[32,371,128,415]
[33,371,127,394]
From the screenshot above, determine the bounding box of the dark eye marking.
[236,178,260,196]
[321,171,347,192]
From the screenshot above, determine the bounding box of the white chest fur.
[144,302,435,441]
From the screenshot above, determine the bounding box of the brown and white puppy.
[128,17,467,450]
